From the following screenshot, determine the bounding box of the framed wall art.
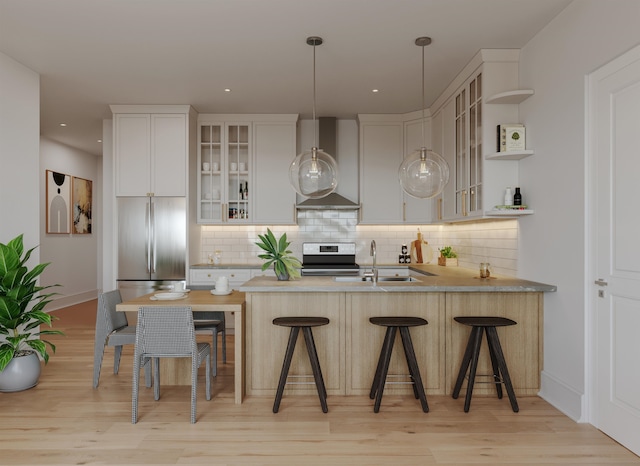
[46,170,71,234]
[72,176,92,234]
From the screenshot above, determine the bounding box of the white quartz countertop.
[238,264,556,293]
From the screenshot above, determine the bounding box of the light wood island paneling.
[445,292,543,396]
[240,269,553,399]
[346,292,445,396]
[245,292,345,396]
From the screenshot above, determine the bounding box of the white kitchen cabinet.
[358,114,437,224]
[452,71,483,219]
[252,117,298,224]
[403,116,436,223]
[198,118,251,223]
[358,116,403,224]
[197,114,298,224]
[189,268,251,288]
[111,105,193,197]
[430,105,446,221]
[436,50,534,221]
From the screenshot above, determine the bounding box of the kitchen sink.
[334,276,421,282]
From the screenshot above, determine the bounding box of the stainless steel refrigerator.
[116,197,186,302]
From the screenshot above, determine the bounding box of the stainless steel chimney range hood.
[296,192,360,210]
[296,117,360,211]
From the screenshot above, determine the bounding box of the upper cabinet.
[451,72,483,219]
[111,105,194,197]
[430,104,448,222]
[403,115,436,223]
[197,114,298,224]
[358,114,435,224]
[435,50,535,222]
[198,119,251,223]
[251,118,298,224]
[358,115,403,224]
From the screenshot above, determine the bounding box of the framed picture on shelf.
[46,170,71,234]
[72,176,92,234]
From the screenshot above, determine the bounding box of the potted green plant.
[255,229,302,281]
[438,246,458,267]
[0,234,62,392]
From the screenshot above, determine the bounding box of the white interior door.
[590,44,640,456]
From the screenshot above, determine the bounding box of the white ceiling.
[0,0,571,156]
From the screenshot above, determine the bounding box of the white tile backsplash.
[200,216,518,276]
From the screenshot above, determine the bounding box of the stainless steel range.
[302,242,360,276]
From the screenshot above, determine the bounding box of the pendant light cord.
[421,42,426,148]
[312,41,317,148]
[414,36,432,150]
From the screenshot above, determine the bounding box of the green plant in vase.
[438,245,458,267]
[255,229,302,280]
[0,234,63,390]
[439,246,457,258]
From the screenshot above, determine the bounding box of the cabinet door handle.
[403,202,406,222]
[437,198,442,220]
[594,279,608,286]
[462,190,468,216]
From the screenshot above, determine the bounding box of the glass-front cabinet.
[455,73,482,218]
[439,50,534,221]
[198,121,251,223]
[226,124,250,221]
[197,114,298,225]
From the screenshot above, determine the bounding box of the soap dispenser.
[504,187,513,206]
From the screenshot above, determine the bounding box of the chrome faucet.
[363,239,378,285]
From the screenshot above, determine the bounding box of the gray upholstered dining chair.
[132,306,211,424]
[93,289,150,388]
[194,311,226,376]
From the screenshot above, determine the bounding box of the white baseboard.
[47,290,98,312]
[538,370,585,422]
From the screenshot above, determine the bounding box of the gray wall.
[0,52,40,268]
[0,51,100,311]
[518,0,640,421]
[39,138,100,309]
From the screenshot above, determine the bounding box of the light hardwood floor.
[0,299,638,465]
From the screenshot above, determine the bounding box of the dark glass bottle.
[244,182,248,200]
[239,182,244,200]
[513,187,522,206]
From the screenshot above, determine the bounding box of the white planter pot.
[0,351,41,392]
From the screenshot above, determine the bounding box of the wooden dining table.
[116,289,246,404]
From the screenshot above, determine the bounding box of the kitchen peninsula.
[238,265,555,399]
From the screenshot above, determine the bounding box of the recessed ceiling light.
[224,88,231,92]
[97,139,102,143]
[372,89,379,93]
[59,123,67,127]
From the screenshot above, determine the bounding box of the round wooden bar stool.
[272,316,330,414]
[369,316,429,413]
[452,316,519,413]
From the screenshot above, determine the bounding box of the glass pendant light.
[399,37,449,199]
[289,37,338,199]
